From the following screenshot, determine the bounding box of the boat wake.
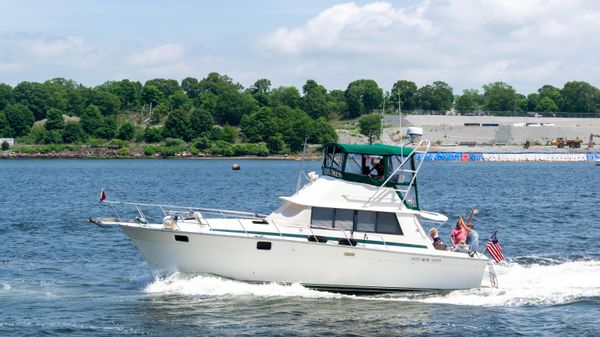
[144,273,342,299]
[143,258,600,307]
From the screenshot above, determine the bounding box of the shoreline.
[2,148,599,161]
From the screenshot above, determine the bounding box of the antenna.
[380,91,385,143]
[295,137,309,192]
[398,86,402,143]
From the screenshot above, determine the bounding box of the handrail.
[102,200,267,219]
[363,138,430,207]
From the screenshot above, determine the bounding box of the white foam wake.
[143,259,600,307]
[391,259,600,306]
[144,273,342,299]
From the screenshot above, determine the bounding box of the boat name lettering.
[344,252,355,257]
[410,257,441,263]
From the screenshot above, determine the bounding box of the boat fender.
[307,235,328,243]
[338,238,357,246]
[162,216,176,230]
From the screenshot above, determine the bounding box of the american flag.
[99,188,106,202]
[485,232,504,263]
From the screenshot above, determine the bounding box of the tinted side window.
[376,212,403,235]
[356,211,376,232]
[311,207,334,228]
[334,209,354,230]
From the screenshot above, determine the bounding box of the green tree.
[390,80,418,111]
[482,82,519,112]
[13,81,50,120]
[0,111,12,137]
[145,79,181,98]
[271,86,301,109]
[415,81,454,111]
[344,79,383,118]
[90,90,121,115]
[0,83,14,110]
[189,108,214,137]
[96,116,118,139]
[537,85,562,110]
[45,108,65,130]
[455,89,483,112]
[214,91,258,125]
[240,108,279,142]
[1,140,9,151]
[302,80,329,119]
[526,93,540,112]
[163,109,192,141]
[43,80,69,112]
[80,105,104,135]
[141,85,164,108]
[327,89,346,118]
[358,114,382,144]
[248,79,272,106]
[560,81,600,114]
[144,126,164,143]
[168,91,189,110]
[67,84,90,116]
[181,77,200,98]
[116,121,136,140]
[222,124,237,143]
[100,80,143,111]
[535,96,559,112]
[309,118,338,144]
[197,72,243,95]
[4,103,35,136]
[62,121,86,143]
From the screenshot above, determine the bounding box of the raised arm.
[463,209,479,229]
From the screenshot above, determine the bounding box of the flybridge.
[321,139,430,210]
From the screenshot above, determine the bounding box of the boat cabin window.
[334,208,354,230]
[311,207,334,228]
[310,207,403,235]
[356,210,376,232]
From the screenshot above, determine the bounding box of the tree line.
[1,75,599,154]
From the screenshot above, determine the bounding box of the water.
[1,160,599,336]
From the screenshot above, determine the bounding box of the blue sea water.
[1,159,599,336]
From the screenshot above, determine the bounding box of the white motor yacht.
[92,135,489,293]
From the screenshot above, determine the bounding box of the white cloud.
[29,36,84,57]
[261,0,600,92]
[263,2,433,55]
[127,43,185,66]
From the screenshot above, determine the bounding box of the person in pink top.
[450,210,478,248]
[450,217,467,248]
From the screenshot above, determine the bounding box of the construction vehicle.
[588,134,600,148]
[551,137,583,149]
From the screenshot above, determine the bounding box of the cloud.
[261,0,600,92]
[263,2,433,55]
[127,43,185,66]
[29,36,84,58]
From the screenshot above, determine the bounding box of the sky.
[1,0,600,94]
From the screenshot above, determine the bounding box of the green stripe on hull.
[211,228,427,249]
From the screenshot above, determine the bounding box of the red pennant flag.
[99,189,106,202]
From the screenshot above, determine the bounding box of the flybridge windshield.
[321,143,420,210]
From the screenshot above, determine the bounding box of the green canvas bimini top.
[326,143,414,156]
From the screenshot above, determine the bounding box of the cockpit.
[321,143,421,210]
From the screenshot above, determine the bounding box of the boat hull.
[121,225,487,292]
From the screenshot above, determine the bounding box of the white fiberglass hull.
[121,225,487,292]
